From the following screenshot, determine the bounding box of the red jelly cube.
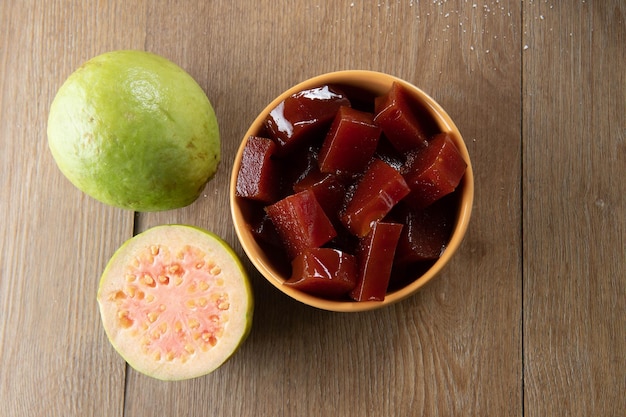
[293,170,346,222]
[264,85,350,156]
[401,132,467,208]
[341,159,411,237]
[318,106,381,176]
[284,248,357,298]
[265,189,337,259]
[236,136,280,203]
[373,82,430,152]
[350,222,403,302]
[394,199,455,263]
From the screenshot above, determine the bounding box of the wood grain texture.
[0,1,140,416]
[0,1,623,416]
[522,2,626,416]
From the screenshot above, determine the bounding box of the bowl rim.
[230,70,474,312]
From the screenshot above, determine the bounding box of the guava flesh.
[47,50,220,211]
[97,225,252,381]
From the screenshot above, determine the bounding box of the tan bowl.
[230,70,474,312]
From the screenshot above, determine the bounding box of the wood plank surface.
[0,1,622,416]
[522,2,626,416]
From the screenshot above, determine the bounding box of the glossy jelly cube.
[284,248,357,298]
[264,85,350,156]
[401,132,467,208]
[265,189,337,259]
[293,170,346,223]
[236,136,280,203]
[374,82,430,152]
[350,221,403,302]
[393,198,455,263]
[341,159,411,237]
[318,106,381,176]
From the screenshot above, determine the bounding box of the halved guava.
[47,50,220,212]
[97,225,253,381]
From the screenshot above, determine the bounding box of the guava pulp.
[47,50,220,211]
[97,225,253,381]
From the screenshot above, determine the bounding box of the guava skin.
[47,50,220,211]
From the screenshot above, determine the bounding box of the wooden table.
[1,1,624,416]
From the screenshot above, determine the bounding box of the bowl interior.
[230,70,474,312]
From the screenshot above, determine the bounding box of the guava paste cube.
[293,169,346,222]
[318,106,381,176]
[265,189,337,259]
[264,85,351,156]
[341,159,411,237]
[284,248,357,298]
[401,132,467,208]
[236,136,280,203]
[350,221,403,302]
[394,199,455,263]
[373,82,430,152]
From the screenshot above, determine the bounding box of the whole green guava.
[47,50,220,211]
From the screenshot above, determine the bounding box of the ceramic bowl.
[230,70,473,312]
